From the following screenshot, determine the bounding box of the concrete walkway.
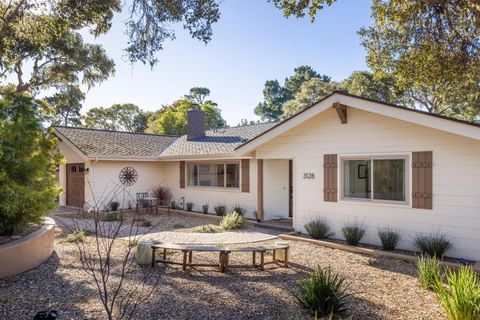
[52,213,279,245]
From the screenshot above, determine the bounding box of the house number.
[303,173,315,179]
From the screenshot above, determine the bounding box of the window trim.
[186,160,241,191]
[339,154,410,206]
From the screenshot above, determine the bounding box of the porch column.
[257,159,264,222]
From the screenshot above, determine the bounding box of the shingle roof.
[53,126,178,157]
[159,122,278,157]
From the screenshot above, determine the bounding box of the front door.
[66,163,85,208]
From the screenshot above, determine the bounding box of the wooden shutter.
[412,151,432,209]
[241,159,250,193]
[323,154,338,202]
[179,161,185,189]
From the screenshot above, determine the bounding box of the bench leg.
[182,251,188,271]
[273,249,276,262]
[252,251,256,266]
[151,247,156,267]
[284,248,289,268]
[188,251,193,264]
[163,248,167,260]
[260,252,265,271]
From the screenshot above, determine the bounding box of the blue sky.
[82,0,372,125]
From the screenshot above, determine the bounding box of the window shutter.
[412,151,432,209]
[241,159,250,193]
[179,161,185,189]
[323,154,338,202]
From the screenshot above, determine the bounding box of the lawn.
[0,218,446,320]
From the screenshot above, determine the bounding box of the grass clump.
[186,202,194,212]
[341,223,366,246]
[377,227,400,251]
[435,266,480,320]
[214,205,227,216]
[142,220,153,227]
[65,229,88,243]
[103,212,124,222]
[192,224,219,233]
[109,201,120,212]
[231,204,246,216]
[170,201,177,210]
[220,212,247,231]
[414,232,452,258]
[304,218,334,239]
[202,204,209,214]
[417,255,442,291]
[296,266,351,316]
[173,223,185,229]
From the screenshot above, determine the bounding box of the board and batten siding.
[255,107,480,260]
[159,161,259,219]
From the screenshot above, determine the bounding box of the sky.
[81,0,372,126]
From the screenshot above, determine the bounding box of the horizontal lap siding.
[256,108,480,260]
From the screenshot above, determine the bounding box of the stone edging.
[0,217,56,277]
[279,233,479,272]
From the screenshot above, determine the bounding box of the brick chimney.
[187,105,205,140]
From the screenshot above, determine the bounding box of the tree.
[270,0,338,21]
[185,87,211,104]
[255,65,331,121]
[147,99,226,135]
[84,104,149,132]
[0,88,60,235]
[46,85,85,126]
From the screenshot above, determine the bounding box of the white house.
[52,92,480,260]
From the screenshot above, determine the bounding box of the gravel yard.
[0,225,446,320]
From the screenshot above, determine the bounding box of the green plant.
[186,202,194,212]
[435,266,480,320]
[142,220,153,227]
[202,204,209,214]
[173,223,185,229]
[232,204,246,216]
[192,224,218,233]
[414,232,452,258]
[304,218,334,239]
[65,229,88,243]
[214,204,227,216]
[109,201,120,212]
[417,255,442,291]
[377,227,400,251]
[341,223,366,246]
[170,201,177,210]
[151,185,172,205]
[103,212,124,222]
[296,266,351,316]
[220,212,247,231]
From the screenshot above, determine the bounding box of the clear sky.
[81,0,372,126]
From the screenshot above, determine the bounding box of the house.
[52,91,480,260]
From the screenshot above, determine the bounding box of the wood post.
[163,248,167,260]
[188,251,193,264]
[257,159,264,222]
[151,247,156,267]
[182,251,188,271]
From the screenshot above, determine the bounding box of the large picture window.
[187,162,240,189]
[342,156,408,203]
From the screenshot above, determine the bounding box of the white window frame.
[186,161,241,191]
[339,154,410,206]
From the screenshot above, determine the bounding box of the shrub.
[377,227,400,251]
[109,201,120,212]
[296,266,351,316]
[341,223,366,246]
[435,266,480,320]
[413,232,452,258]
[173,223,185,229]
[142,220,153,227]
[65,229,88,243]
[232,204,246,216]
[304,218,334,239]
[0,90,60,236]
[417,255,442,291]
[220,212,247,231]
[202,204,209,214]
[170,201,177,210]
[151,185,172,205]
[103,212,124,222]
[186,202,194,212]
[214,204,227,216]
[192,224,218,233]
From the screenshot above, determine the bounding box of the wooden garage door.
[66,163,85,208]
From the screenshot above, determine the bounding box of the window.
[342,156,407,203]
[187,162,240,189]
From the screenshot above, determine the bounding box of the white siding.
[256,107,480,260]
[263,159,289,220]
[161,161,258,219]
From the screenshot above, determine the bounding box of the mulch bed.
[0,226,446,320]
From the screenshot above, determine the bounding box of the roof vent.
[187,105,205,141]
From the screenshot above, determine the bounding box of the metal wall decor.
[119,167,138,186]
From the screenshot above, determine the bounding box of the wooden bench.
[223,243,289,271]
[151,242,228,272]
